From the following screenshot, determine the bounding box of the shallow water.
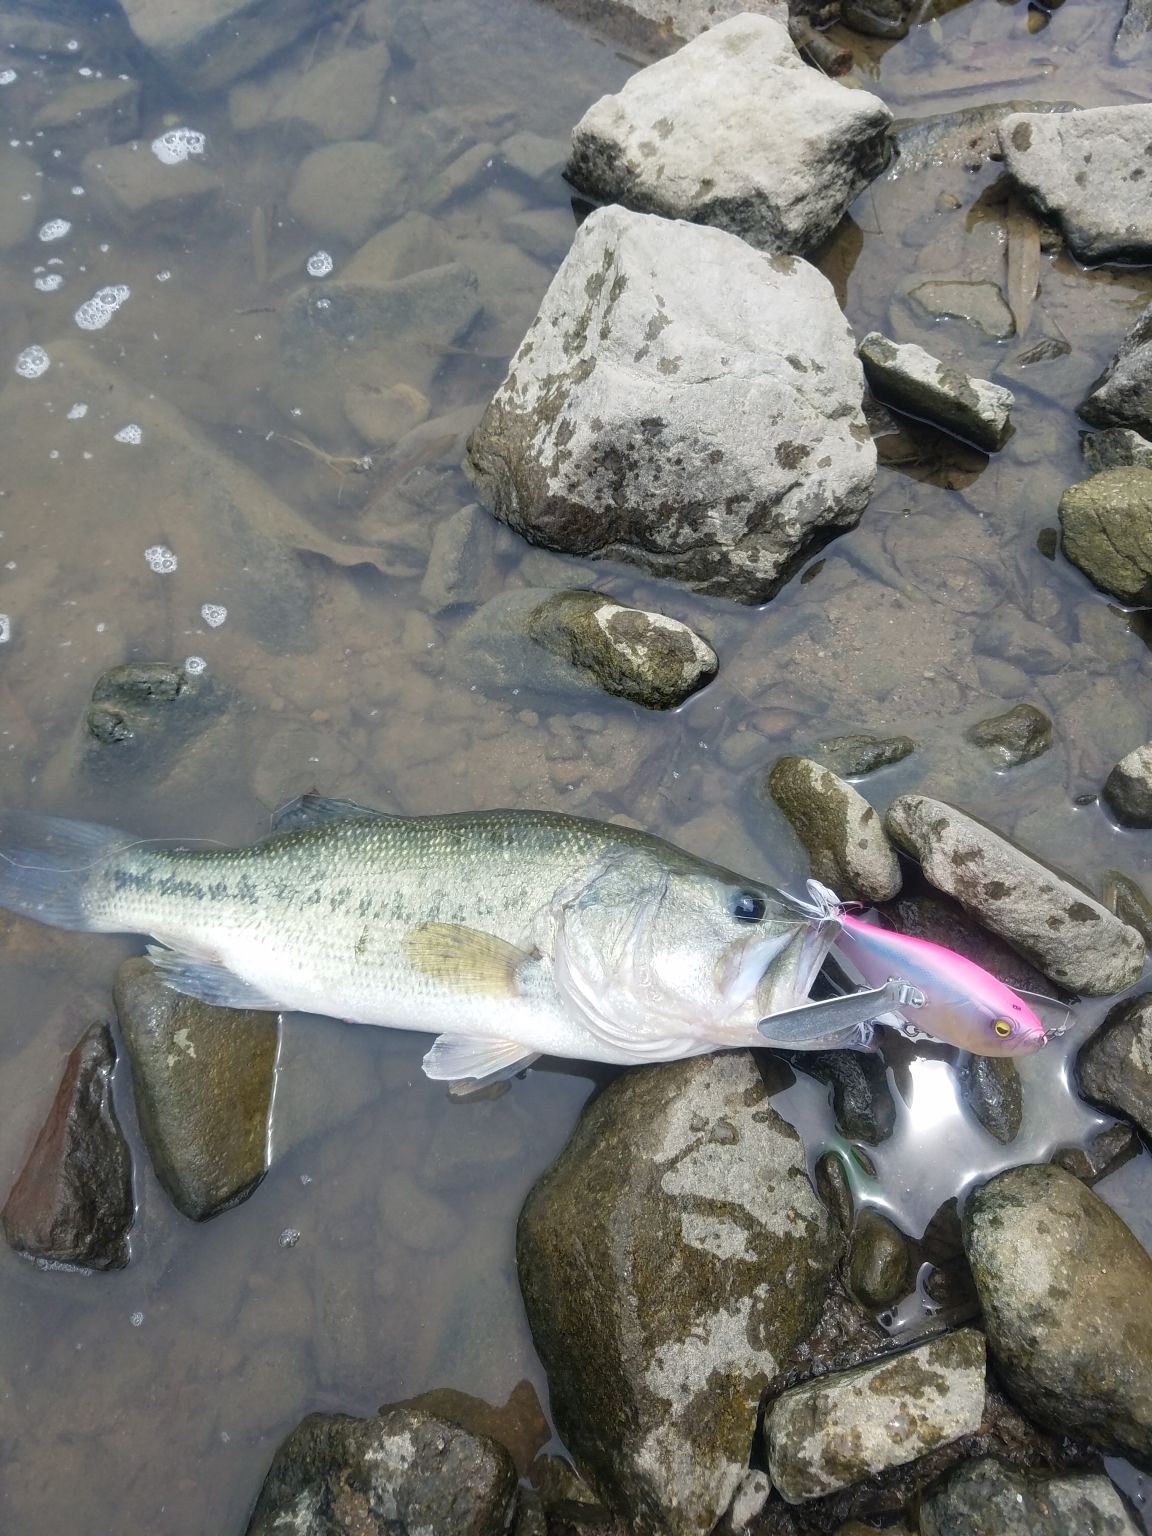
[1,0,1151,1529]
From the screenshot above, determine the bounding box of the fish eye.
[731,890,767,923]
[993,1019,1014,1038]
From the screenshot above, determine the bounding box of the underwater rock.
[766,1330,986,1502]
[1116,0,1152,60]
[920,1456,1139,1536]
[517,1050,841,1536]
[999,106,1152,265]
[1052,1123,1142,1187]
[118,0,344,93]
[420,504,499,614]
[1077,993,1152,1141]
[0,147,41,249]
[846,1208,913,1309]
[567,15,890,257]
[972,615,1071,675]
[1103,742,1152,827]
[964,1164,1152,1463]
[957,1056,1023,1145]
[114,958,278,1222]
[1081,428,1152,474]
[858,334,1014,453]
[229,42,390,142]
[288,140,406,244]
[82,142,221,230]
[85,661,216,753]
[505,208,575,265]
[891,101,1078,177]
[450,588,716,710]
[244,1403,518,1536]
[343,378,429,450]
[1059,467,1152,603]
[842,0,913,38]
[1,1022,132,1271]
[813,734,915,778]
[499,130,568,185]
[1102,869,1152,947]
[884,795,1145,996]
[33,78,140,150]
[785,1050,896,1147]
[965,704,1052,768]
[466,206,875,606]
[908,280,1014,340]
[1079,304,1152,439]
[767,756,901,904]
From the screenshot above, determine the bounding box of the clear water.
[0,0,1150,1529]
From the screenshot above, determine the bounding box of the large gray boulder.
[517,1050,841,1536]
[567,15,890,257]
[1080,304,1152,438]
[884,795,1145,996]
[1059,467,1152,604]
[999,106,1152,265]
[466,206,875,605]
[921,1457,1140,1536]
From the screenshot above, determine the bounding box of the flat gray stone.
[859,333,1014,453]
[766,755,901,903]
[420,504,498,614]
[82,142,221,229]
[908,280,1014,339]
[567,14,891,257]
[287,140,406,245]
[1080,304,1152,438]
[999,107,1152,265]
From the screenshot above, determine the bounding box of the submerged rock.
[920,1456,1140,1536]
[785,1049,896,1147]
[1,1022,133,1271]
[86,661,216,755]
[908,280,1014,340]
[1059,467,1152,603]
[1079,304,1152,438]
[0,148,40,250]
[999,106,1152,265]
[1051,1123,1142,1187]
[245,1403,518,1536]
[859,334,1014,453]
[767,756,901,904]
[1115,0,1152,61]
[82,142,221,230]
[957,1056,1022,1145]
[567,15,890,257]
[814,733,915,778]
[118,0,344,93]
[114,958,278,1222]
[287,140,406,244]
[450,588,716,709]
[884,795,1145,996]
[517,1051,841,1536]
[766,1330,986,1503]
[420,504,498,614]
[1102,869,1152,947]
[965,704,1052,768]
[468,206,875,606]
[846,1208,913,1309]
[1081,428,1152,474]
[1077,993,1152,1141]
[964,1164,1152,1463]
[229,42,390,142]
[33,78,140,150]
[1103,742,1152,827]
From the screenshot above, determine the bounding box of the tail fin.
[0,812,132,930]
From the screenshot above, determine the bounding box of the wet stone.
[972,615,1071,675]
[766,756,901,904]
[566,15,890,257]
[401,1381,550,1478]
[1102,742,1152,827]
[963,1164,1152,1463]
[859,333,1014,453]
[842,0,913,38]
[957,1056,1022,1144]
[1081,428,1152,475]
[1060,468,1152,603]
[1077,992,1152,1140]
[884,795,1145,996]
[113,958,279,1222]
[766,1329,987,1503]
[82,143,221,230]
[920,1456,1140,1536]
[846,1208,913,1309]
[420,504,498,614]
[229,42,390,143]
[1051,1123,1142,1186]
[1102,869,1152,947]
[908,280,1014,340]
[1079,304,1152,439]
[0,147,42,249]
[814,734,915,778]
[785,1050,896,1147]
[1115,0,1152,61]
[119,0,345,93]
[1,1022,133,1271]
[965,704,1052,768]
[288,140,406,245]
[244,1403,518,1536]
[32,78,140,149]
[517,1051,842,1536]
[499,130,567,185]
[86,661,211,749]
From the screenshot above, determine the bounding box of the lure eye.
[732,890,767,923]
[993,1019,1013,1038]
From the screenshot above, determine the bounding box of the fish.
[0,796,844,1083]
[832,910,1048,1056]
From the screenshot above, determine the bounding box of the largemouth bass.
[0,795,841,1083]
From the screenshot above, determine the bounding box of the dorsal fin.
[271,793,398,833]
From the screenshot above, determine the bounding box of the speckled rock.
[965,704,1052,768]
[859,334,1014,453]
[517,1050,842,1536]
[1103,742,1152,827]
[883,796,1145,995]
[244,1403,518,1536]
[1116,0,1152,61]
[766,1329,986,1503]
[466,206,876,606]
[958,1056,1022,1144]
[814,734,915,778]
[1103,869,1152,947]
[921,1456,1140,1536]
[1077,993,1152,1140]
[908,280,1014,340]
[767,756,901,903]
[1,1023,133,1271]
[1079,304,1152,438]
[846,1208,913,1309]
[1059,468,1152,603]
[963,1164,1152,1463]
[566,16,890,258]
[999,107,1152,265]
[1081,428,1152,474]
[114,957,279,1221]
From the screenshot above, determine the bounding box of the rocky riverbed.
[0,0,1151,1533]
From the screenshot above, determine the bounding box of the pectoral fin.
[144,945,283,1011]
[403,922,532,998]
[422,1034,540,1082]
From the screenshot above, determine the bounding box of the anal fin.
[422,1034,540,1083]
[145,944,283,1011]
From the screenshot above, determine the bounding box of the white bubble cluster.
[38,219,71,242]
[34,273,64,292]
[66,402,87,419]
[0,70,16,87]
[278,1229,301,1249]
[200,602,227,628]
[145,544,177,572]
[183,655,206,675]
[130,1311,144,1327]
[0,615,9,644]
[74,283,130,330]
[14,345,50,378]
[115,424,142,444]
[151,127,205,165]
[306,250,334,278]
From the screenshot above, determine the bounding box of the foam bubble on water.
[66,402,87,419]
[74,283,129,331]
[34,273,64,292]
[0,70,16,87]
[183,655,206,675]
[200,602,227,628]
[70,185,85,196]
[38,218,71,242]
[14,345,50,379]
[306,250,334,278]
[115,424,142,444]
[0,615,9,644]
[145,544,176,572]
[130,1311,144,1327]
[156,270,171,283]
[278,1229,301,1249]
[151,127,205,165]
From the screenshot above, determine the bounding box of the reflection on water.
[1,0,1151,1529]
